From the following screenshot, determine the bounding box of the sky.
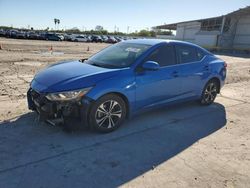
[0,0,249,32]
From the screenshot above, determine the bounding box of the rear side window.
[176,45,198,64]
[145,45,176,67]
[196,48,205,60]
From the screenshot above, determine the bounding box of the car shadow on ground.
[0,102,227,188]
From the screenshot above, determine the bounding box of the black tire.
[200,79,219,105]
[89,94,127,133]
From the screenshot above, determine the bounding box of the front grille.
[29,88,48,106]
[30,89,40,99]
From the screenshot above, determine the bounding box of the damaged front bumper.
[27,88,93,127]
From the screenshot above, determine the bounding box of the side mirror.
[79,58,88,63]
[142,61,160,71]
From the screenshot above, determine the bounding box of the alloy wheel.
[203,82,217,103]
[95,100,122,129]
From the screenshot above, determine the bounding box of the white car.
[72,35,88,42]
[57,34,64,41]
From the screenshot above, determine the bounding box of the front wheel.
[200,80,219,105]
[89,94,127,133]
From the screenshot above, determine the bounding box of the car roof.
[124,39,211,54]
[124,39,199,47]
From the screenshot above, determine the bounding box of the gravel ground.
[0,38,250,188]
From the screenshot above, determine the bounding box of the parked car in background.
[57,34,64,41]
[27,32,40,40]
[0,29,6,37]
[27,39,227,133]
[86,35,93,42]
[106,36,117,43]
[5,30,17,38]
[0,28,137,44]
[115,36,124,42]
[44,33,62,41]
[101,35,109,42]
[64,34,73,41]
[71,35,88,42]
[16,31,27,39]
[92,35,103,43]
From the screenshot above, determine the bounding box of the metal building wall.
[176,22,201,42]
[233,15,250,49]
[175,22,218,47]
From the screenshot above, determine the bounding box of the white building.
[155,6,250,50]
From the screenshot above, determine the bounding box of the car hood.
[32,60,121,93]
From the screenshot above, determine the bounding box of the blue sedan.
[27,39,227,132]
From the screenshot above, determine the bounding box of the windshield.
[86,42,151,68]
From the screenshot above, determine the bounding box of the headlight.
[45,87,92,101]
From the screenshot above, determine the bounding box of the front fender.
[86,69,137,115]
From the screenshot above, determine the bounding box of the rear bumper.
[27,88,93,127]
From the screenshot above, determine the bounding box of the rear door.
[175,44,206,98]
[135,44,181,110]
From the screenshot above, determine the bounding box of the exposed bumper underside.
[27,88,93,127]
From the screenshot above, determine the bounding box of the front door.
[135,44,181,110]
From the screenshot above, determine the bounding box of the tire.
[200,79,219,105]
[89,94,127,133]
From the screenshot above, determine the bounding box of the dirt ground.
[0,38,250,188]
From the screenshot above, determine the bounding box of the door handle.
[203,65,209,71]
[171,71,178,77]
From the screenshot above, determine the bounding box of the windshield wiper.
[90,63,106,68]
[88,60,121,69]
[101,64,121,69]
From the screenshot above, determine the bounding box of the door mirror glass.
[142,61,160,71]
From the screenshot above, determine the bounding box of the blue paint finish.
[29,39,226,118]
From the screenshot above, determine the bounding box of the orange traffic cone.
[49,45,53,54]
[87,46,90,51]
[49,45,53,51]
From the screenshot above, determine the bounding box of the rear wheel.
[200,80,219,105]
[89,94,126,133]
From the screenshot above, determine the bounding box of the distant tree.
[54,18,60,30]
[57,19,60,30]
[156,30,173,35]
[95,25,104,31]
[0,26,13,30]
[138,29,151,37]
[45,27,49,31]
[65,27,81,34]
[101,30,108,35]
[150,30,156,37]
[129,29,156,37]
[54,18,57,30]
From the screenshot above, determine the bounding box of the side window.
[176,45,198,64]
[146,45,176,67]
[196,48,205,61]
